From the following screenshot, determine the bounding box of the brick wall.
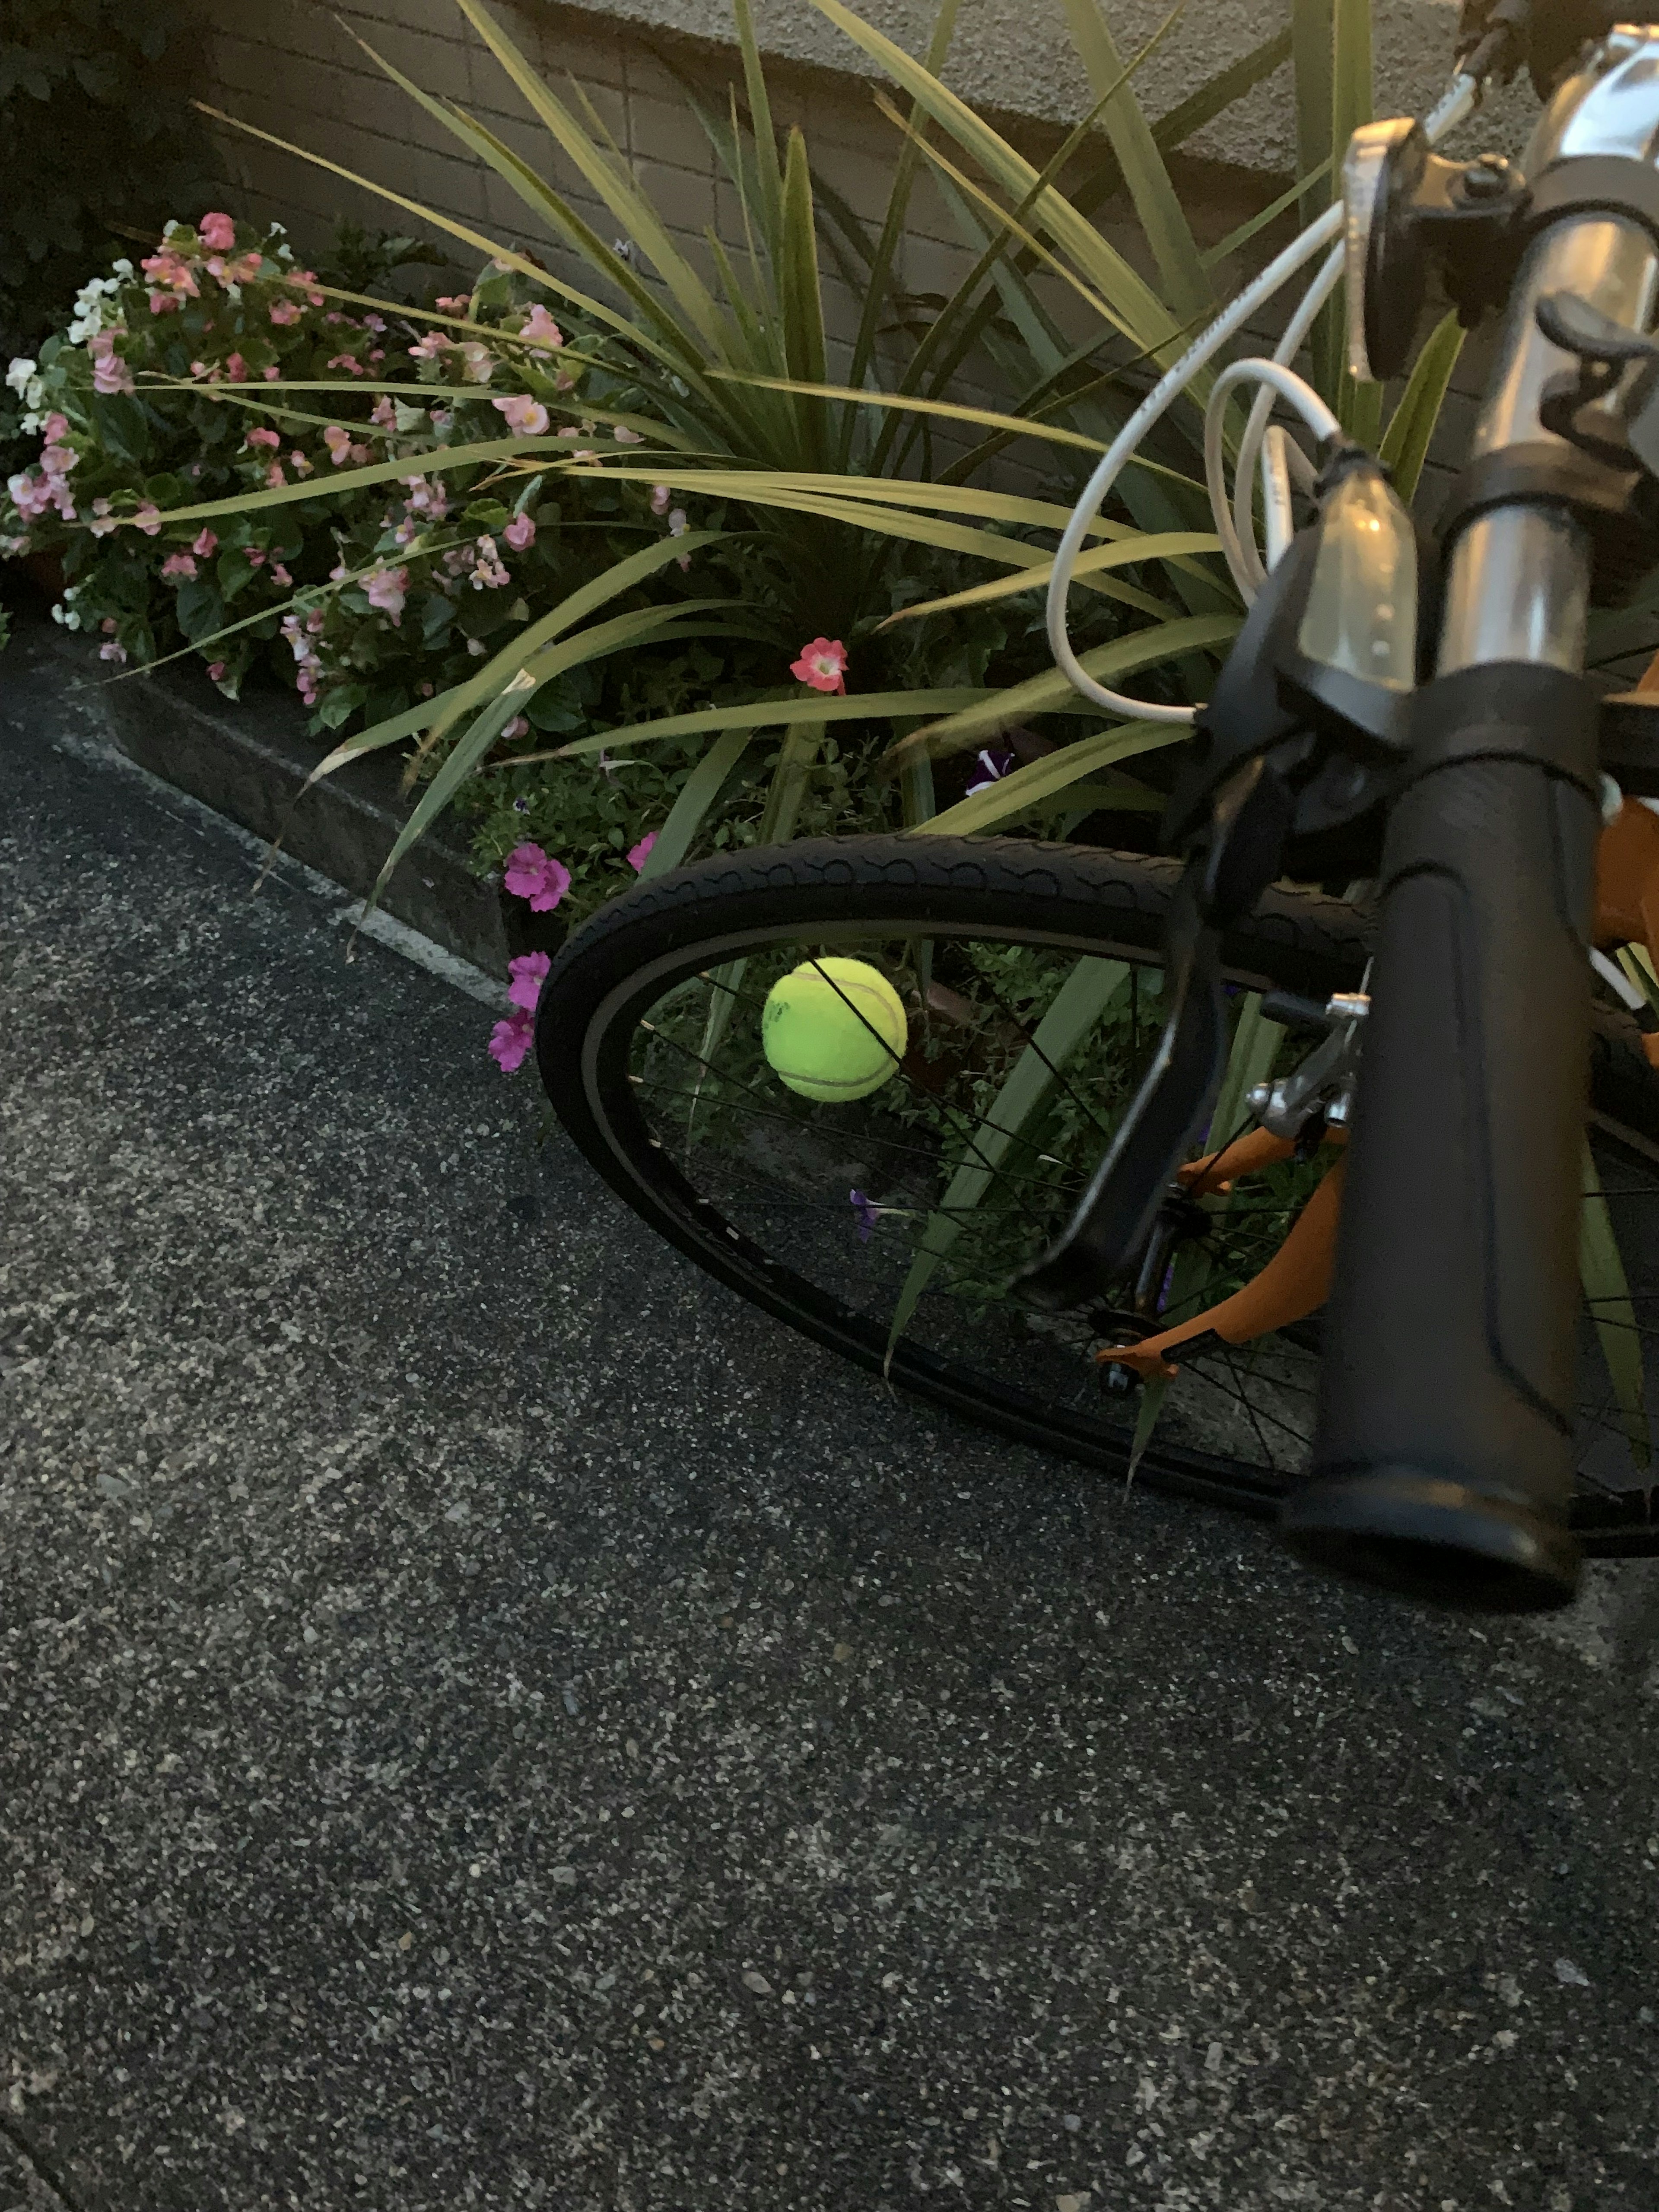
[194,1,1535,535]
[201,0,1044,354]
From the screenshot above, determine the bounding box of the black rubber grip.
[1286,662,1602,1610]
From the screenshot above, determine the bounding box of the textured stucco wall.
[531,0,1535,169]
[201,0,1543,256]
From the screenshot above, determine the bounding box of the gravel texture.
[2,646,1658,2212]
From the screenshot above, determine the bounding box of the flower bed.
[0,212,985,953]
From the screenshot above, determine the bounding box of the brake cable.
[1045,73,1484,725]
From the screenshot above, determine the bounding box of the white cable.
[1228,245,1344,595]
[1204,360,1341,582]
[1260,426,1297,571]
[1422,72,1481,146]
[1044,200,1344,724]
[1227,77,1480,599]
[1041,67,1485,725]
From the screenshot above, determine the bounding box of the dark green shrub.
[0,0,207,361]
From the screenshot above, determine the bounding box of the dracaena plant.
[6,0,1465,914]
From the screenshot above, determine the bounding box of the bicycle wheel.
[535,834,1659,1548]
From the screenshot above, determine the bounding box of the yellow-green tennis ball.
[761,957,909,1103]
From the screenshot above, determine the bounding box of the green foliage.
[0,0,207,362]
[7,0,1465,913]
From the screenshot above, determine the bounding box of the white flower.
[111,258,133,277]
[5,357,36,397]
[163,218,181,235]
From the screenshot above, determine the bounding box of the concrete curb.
[32,618,510,980]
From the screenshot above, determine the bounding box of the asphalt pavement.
[2,630,1658,2212]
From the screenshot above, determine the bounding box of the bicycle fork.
[1284,33,1659,1608]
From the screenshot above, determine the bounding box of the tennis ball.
[762,957,909,1103]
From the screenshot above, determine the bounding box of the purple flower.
[508,951,550,1012]
[965,746,1014,797]
[627,830,658,873]
[850,1189,881,1244]
[488,1008,535,1073]
[502,842,572,912]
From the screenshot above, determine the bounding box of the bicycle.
[532,0,1659,1615]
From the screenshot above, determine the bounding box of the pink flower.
[613,424,643,443]
[503,510,536,551]
[41,413,70,448]
[364,314,386,334]
[649,484,671,516]
[323,425,354,465]
[40,442,77,479]
[207,661,227,681]
[470,534,510,589]
[502,843,571,912]
[193,528,219,557]
[493,394,550,437]
[436,293,473,316]
[246,549,266,568]
[271,562,293,587]
[263,364,281,382]
[627,830,658,872]
[245,427,281,449]
[207,250,263,286]
[265,461,287,488]
[198,212,237,251]
[327,353,365,376]
[131,503,163,537]
[791,636,847,694]
[86,498,118,537]
[409,330,453,362]
[289,450,313,476]
[160,552,198,581]
[140,250,197,299]
[503,714,530,740]
[369,394,397,431]
[458,343,494,384]
[225,353,249,383]
[364,564,410,622]
[7,471,53,520]
[100,640,129,664]
[518,304,564,350]
[507,951,551,1011]
[488,1008,536,1073]
[269,299,302,327]
[89,331,134,396]
[149,292,181,317]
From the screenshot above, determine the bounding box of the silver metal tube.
[1439,216,1658,672]
[1438,509,1593,672]
[1436,26,1659,674]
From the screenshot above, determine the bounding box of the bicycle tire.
[534,834,1659,1551]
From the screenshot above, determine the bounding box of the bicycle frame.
[1041,15,1659,1610]
[1287,29,1659,1609]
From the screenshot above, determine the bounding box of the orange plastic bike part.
[1177,1125,1297,1196]
[1102,1151,1348,1381]
[1100,738,1659,1383]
